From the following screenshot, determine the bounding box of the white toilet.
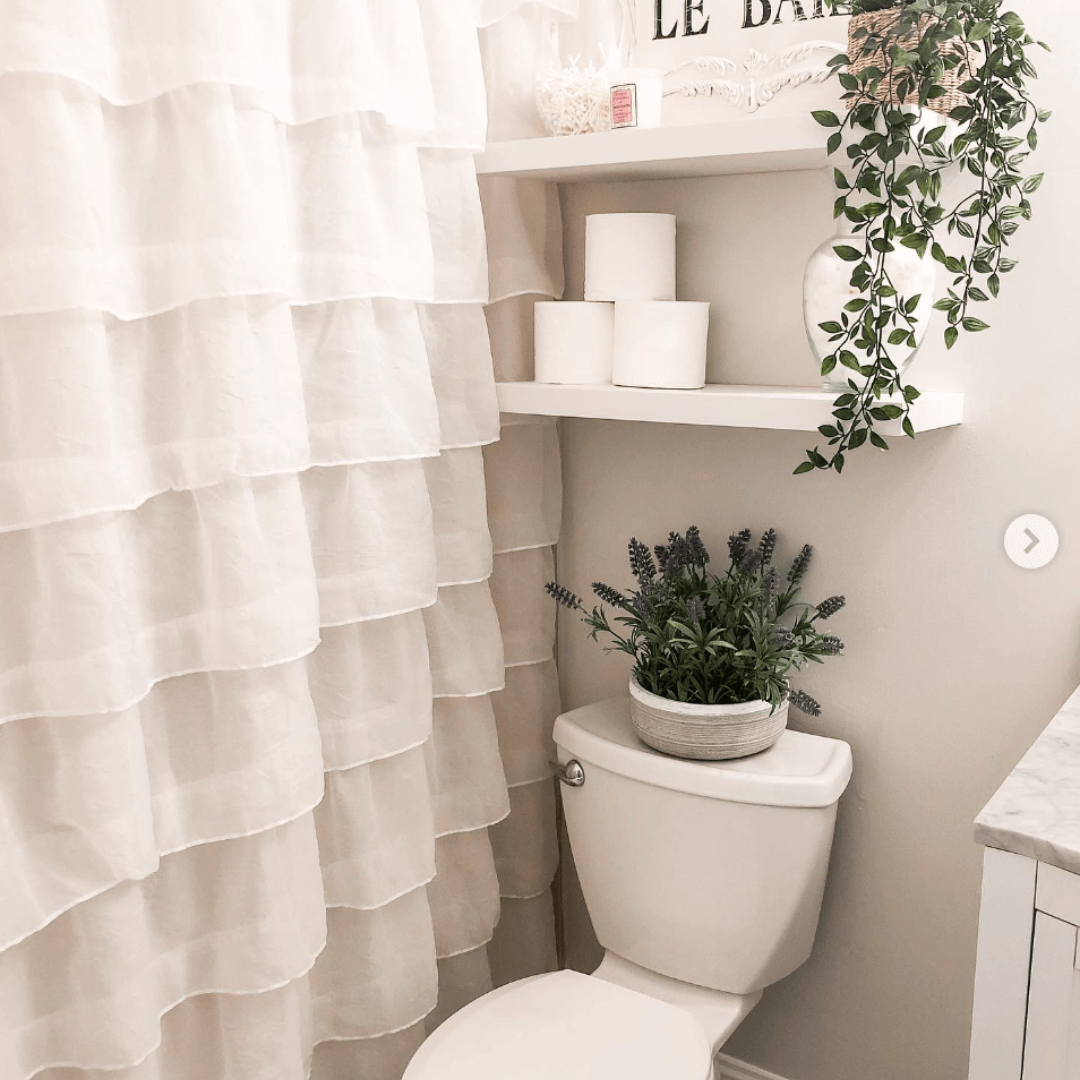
[404,695,853,1080]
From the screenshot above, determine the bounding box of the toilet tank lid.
[553,696,853,808]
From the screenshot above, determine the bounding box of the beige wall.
[553,5,1080,1077]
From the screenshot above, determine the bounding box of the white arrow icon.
[1005,516,1059,569]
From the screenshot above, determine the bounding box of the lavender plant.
[546,527,845,714]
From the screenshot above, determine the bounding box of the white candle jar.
[608,68,664,130]
[803,218,937,392]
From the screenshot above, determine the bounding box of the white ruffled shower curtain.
[0,3,563,1078]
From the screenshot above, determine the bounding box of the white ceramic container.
[628,677,788,761]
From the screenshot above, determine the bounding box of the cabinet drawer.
[1037,864,1080,928]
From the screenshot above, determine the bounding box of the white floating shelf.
[475,116,828,184]
[496,382,965,434]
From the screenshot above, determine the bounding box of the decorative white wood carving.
[664,40,844,113]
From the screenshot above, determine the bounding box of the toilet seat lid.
[404,970,713,1080]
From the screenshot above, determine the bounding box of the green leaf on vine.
[833,245,863,262]
[813,110,842,128]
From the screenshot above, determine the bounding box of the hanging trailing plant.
[797,0,1050,475]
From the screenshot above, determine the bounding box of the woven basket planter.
[848,9,971,116]
[628,678,788,762]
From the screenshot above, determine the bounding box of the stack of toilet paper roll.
[534,213,710,390]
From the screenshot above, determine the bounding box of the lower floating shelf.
[496,382,965,435]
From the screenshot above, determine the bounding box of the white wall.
[554,5,1080,1077]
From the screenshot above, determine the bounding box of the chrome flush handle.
[551,759,585,787]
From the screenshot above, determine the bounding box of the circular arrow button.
[1005,514,1059,570]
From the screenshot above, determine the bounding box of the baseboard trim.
[715,1053,793,1080]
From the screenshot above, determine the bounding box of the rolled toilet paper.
[613,302,710,389]
[584,214,676,302]
[534,301,615,384]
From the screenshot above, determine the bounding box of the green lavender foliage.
[544,528,845,713]
[798,0,1049,475]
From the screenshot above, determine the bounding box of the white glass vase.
[803,218,937,392]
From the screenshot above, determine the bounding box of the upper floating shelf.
[496,382,965,435]
[474,116,829,184]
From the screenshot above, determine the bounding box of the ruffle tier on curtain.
[0,2,561,1078]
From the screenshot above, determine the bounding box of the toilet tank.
[554,697,852,996]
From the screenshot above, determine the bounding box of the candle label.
[610,83,639,128]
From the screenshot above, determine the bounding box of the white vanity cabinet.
[969,851,1080,1080]
[969,688,1080,1080]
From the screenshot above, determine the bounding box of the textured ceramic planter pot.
[628,678,788,761]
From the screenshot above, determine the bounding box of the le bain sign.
[652,0,832,37]
[633,0,846,121]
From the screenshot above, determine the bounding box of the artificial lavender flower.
[758,528,778,566]
[821,635,844,656]
[685,525,710,566]
[653,536,674,575]
[728,528,752,564]
[666,531,690,572]
[686,595,705,626]
[545,582,583,610]
[816,595,846,620]
[739,547,763,575]
[788,544,813,584]
[653,543,668,569]
[628,538,657,583]
[774,628,796,649]
[762,566,779,606]
[632,592,652,618]
[789,689,822,717]
[592,582,626,607]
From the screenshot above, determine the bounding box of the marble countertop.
[975,685,1080,875]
